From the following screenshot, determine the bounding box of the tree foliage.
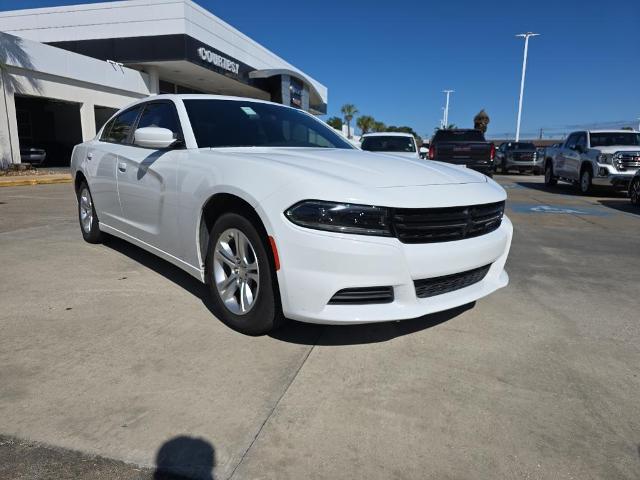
[326,116,343,130]
[356,115,375,135]
[340,104,359,138]
[473,109,490,133]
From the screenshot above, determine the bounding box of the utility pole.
[539,128,543,139]
[443,90,454,128]
[515,32,539,142]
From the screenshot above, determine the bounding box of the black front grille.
[512,152,535,162]
[392,201,504,244]
[414,264,491,298]
[328,286,394,305]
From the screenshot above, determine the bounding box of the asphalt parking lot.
[1,175,639,480]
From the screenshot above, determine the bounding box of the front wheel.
[544,163,557,186]
[630,178,640,206]
[206,212,284,335]
[579,169,592,195]
[77,181,103,243]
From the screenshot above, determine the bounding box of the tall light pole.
[515,32,539,142]
[443,90,454,128]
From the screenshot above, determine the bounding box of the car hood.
[203,147,486,187]
[595,146,640,154]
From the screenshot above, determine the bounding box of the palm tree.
[372,121,387,132]
[326,116,343,130]
[340,104,358,138]
[356,115,375,135]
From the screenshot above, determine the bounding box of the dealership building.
[0,0,328,166]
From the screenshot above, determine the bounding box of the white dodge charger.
[71,95,512,335]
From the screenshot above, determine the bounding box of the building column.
[281,74,291,107]
[301,84,310,112]
[80,102,96,141]
[146,66,160,95]
[0,70,20,166]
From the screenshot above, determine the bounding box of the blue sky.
[2,0,639,139]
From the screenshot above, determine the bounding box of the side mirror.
[134,127,177,149]
[419,147,428,154]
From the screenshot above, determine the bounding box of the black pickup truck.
[428,129,495,176]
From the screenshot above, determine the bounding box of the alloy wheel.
[79,187,93,233]
[213,228,260,315]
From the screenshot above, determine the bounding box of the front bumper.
[275,215,513,324]
[505,158,543,170]
[592,168,636,188]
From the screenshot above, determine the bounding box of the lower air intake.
[414,264,491,298]
[328,286,394,305]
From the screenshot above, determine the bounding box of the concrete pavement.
[0,176,639,479]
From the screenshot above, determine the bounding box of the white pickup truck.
[543,130,640,194]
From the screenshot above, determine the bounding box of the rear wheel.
[579,168,592,195]
[544,162,557,186]
[630,177,640,206]
[206,212,284,335]
[77,181,103,243]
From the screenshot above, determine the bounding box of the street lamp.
[515,32,539,142]
[442,90,454,128]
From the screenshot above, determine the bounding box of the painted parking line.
[508,203,613,216]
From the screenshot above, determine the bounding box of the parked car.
[71,95,512,335]
[495,142,542,174]
[544,130,640,194]
[629,170,640,206]
[20,145,47,165]
[428,129,495,176]
[360,132,419,158]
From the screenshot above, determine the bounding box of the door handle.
[118,162,127,173]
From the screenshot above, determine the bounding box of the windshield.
[183,100,354,149]
[590,132,640,148]
[360,136,416,153]
[433,130,485,142]
[507,142,536,150]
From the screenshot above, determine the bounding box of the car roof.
[122,94,300,111]
[361,132,414,138]
[587,130,640,134]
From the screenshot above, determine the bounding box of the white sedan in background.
[72,95,512,335]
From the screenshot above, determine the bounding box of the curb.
[0,175,72,187]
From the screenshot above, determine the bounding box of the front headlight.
[285,200,392,237]
[598,153,612,164]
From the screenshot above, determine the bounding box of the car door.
[557,133,578,177]
[86,107,142,230]
[564,132,586,180]
[115,100,182,254]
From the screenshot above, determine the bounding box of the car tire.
[579,169,592,195]
[206,212,285,335]
[630,177,640,206]
[77,181,103,244]
[544,163,557,186]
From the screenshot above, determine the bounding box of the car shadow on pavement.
[515,181,627,199]
[270,302,475,346]
[102,235,474,345]
[153,436,215,480]
[597,199,640,216]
